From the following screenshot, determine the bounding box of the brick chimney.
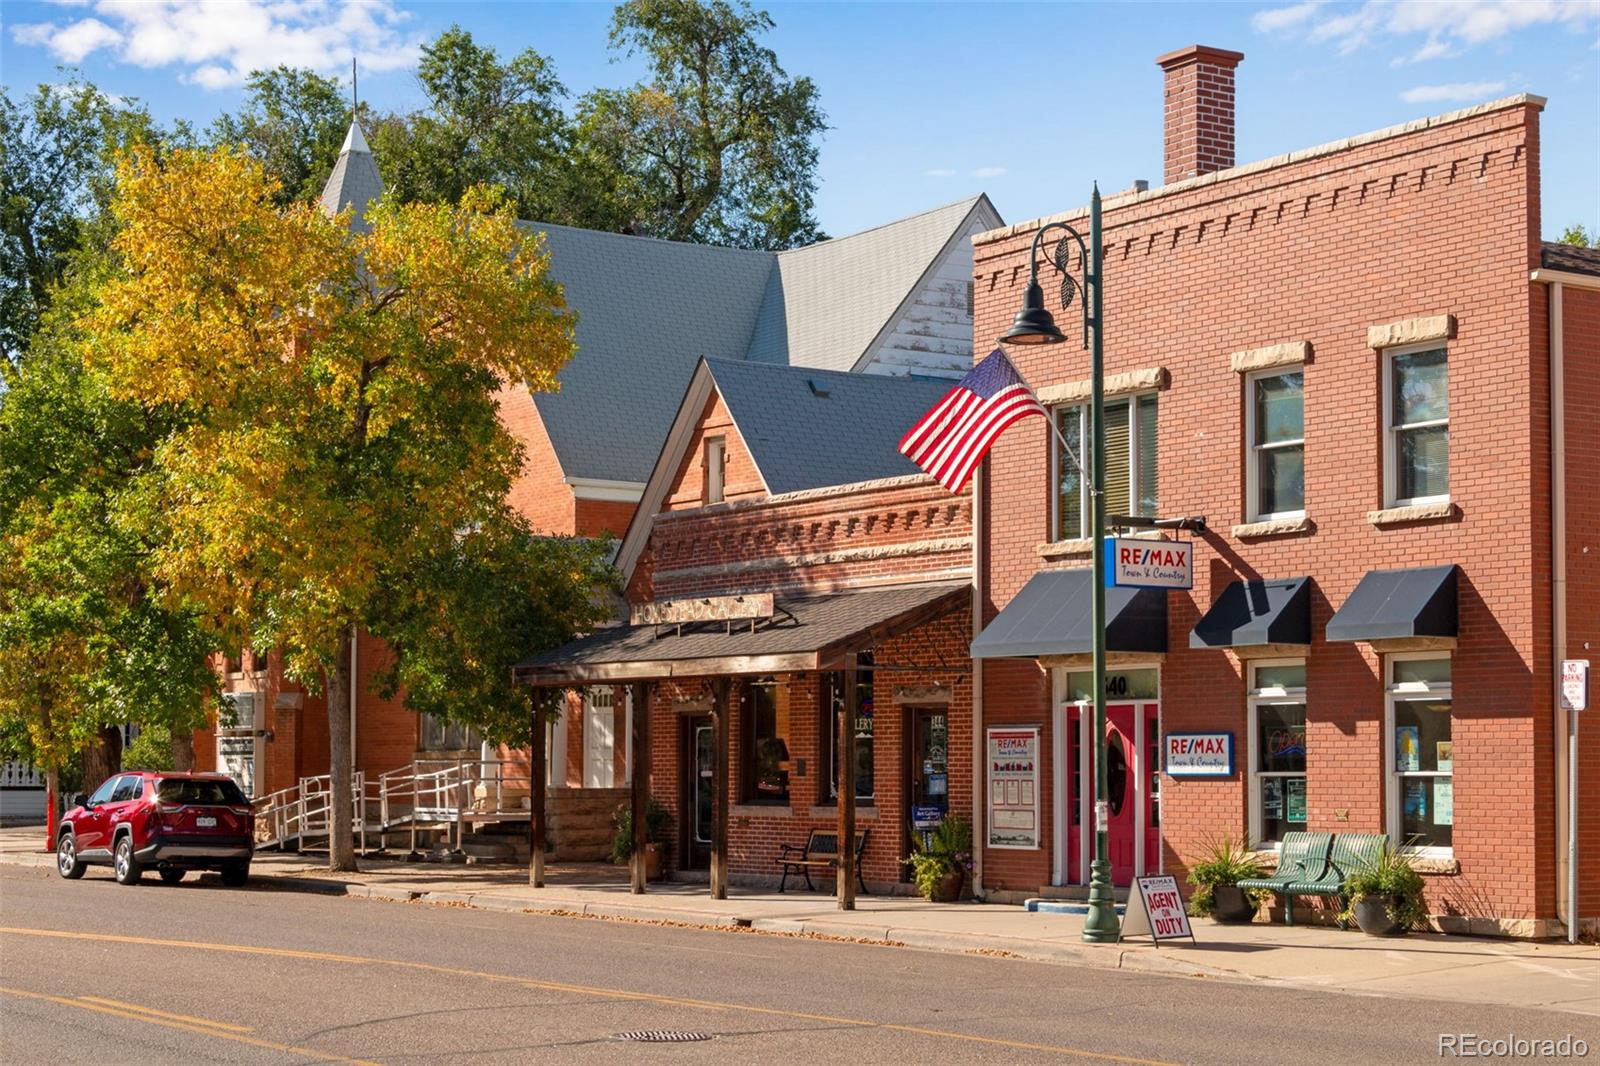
[1156,45,1244,185]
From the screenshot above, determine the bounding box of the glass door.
[679,717,714,870]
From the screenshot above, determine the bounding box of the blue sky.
[4,1,1597,240]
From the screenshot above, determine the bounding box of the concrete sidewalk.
[4,825,1595,1017]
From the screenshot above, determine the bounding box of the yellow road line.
[0,985,379,1065]
[79,995,255,1032]
[0,926,1173,1065]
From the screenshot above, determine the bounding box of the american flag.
[899,348,1047,493]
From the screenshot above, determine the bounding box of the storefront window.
[1388,656,1452,851]
[823,653,875,801]
[741,677,789,804]
[1250,660,1306,846]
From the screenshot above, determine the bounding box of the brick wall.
[975,97,1560,920]
[498,384,576,535]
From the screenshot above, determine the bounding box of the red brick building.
[520,360,974,888]
[969,46,1598,935]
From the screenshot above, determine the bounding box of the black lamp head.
[999,280,1067,345]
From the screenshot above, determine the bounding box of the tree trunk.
[169,727,196,772]
[80,725,123,794]
[326,625,357,872]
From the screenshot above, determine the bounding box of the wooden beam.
[529,693,549,888]
[711,677,731,901]
[630,681,649,895]
[837,653,858,910]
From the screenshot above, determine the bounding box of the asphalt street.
[1,863,1594,1065]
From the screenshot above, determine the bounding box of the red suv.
[57,771,255,886]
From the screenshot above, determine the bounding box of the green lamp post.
[1000,184,1121,943]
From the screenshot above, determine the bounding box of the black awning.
[1326,565,1457,642]
[971,568,1167,660]
[1190,577,1311,650]
[515,583,968,684]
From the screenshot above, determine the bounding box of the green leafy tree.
[1558,223,1597,248]
[575,0,827,248]
[209,66,352,208]
[80,145,578,871]
[368,27,574,224]
[0,78,163,364]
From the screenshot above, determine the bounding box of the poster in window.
[1433,779,1453,826]
[1262,778,1283,819]
[1403,779,1427,818]
[1396,725,1421,772]
[1284,778,1306,823]
[987,727,1040,849]
[1435,741,1452,773]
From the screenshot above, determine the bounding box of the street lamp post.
[1000,184,1120,943]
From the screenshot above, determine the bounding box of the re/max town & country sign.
[1104,537,1193,589]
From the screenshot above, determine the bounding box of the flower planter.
[1209,884,1257,924]
[643,842,665,882]
[929,868,965,903]
[1353,895,1409,937]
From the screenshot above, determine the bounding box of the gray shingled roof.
[526,224,774,485]
[705,359,952,495]
[319,121,382,233]
[515,582,967,681]
[1543,241,1600,277]
[745,197,984,372]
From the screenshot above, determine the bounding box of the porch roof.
[515,583,968,685]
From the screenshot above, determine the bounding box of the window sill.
[1232,515,1313,539]
[1037,529,1165,560]
[1407,854,1460,876]
[1368,500,1458,526]
[808,804,878,820]
[730,803,794,819]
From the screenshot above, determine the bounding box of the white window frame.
[1382,342,1449,508]
[1244,367,1306,522]
[1049,392,1157,541]
[1384,652,1453,858]
[1247,658,1307,849]
[704,436,726,504]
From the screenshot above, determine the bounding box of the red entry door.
[1105,705,1137,886]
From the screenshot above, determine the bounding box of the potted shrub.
[1342,845,1427,936]
[1186,836,1267,923]
[611,799,671,880]
[905,813,973,902]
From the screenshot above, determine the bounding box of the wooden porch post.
[630,681,650,894]
[529,691,548,888]
[711,677,731,901]
[837,653,858,909]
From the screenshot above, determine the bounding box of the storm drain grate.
[611,1030,714,1043]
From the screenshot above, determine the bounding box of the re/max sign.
[1105,537,1193,590]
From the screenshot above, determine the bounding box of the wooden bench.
[1283,832,1388,928]
[1237,831,1332,925]
[776,828,869,894]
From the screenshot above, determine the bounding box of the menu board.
[987,727,1040,850]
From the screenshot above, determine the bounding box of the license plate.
[196,816,217,827]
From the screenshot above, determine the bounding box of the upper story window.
[1246,369,1304,520]
[1053,394,1158,540]
[1384,346,1448,506]
[704,436,726,504]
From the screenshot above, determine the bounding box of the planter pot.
[929,868,965,903]
[1209,884,1257,924]
[643,842,665,882]
[1353,895,1408,937]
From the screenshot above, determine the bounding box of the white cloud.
[924,168,957,178]
[1253,0,1600,59]
[972,166,1007,178]
[1399,80,1508,102]
[8,0,423,89]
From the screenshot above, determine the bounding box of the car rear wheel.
[56,832,86,879]
[158,868,186,884]
[113,835,142,885]
[219,861,249,887]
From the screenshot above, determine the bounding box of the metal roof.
[704,359,952,495]
[1325,565,1457,643]
[970,569,1167,660]
[516,582,968,683]
[1190,577,1311,649]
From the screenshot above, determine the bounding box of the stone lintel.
[1036,367,1168,406]
[1367,314,1456,350]
[1230,341,1311,374]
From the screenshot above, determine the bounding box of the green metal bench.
[1285,832,1389,928]
[1237,831,1332,925]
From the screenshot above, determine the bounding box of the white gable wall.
[858,206,1000,379]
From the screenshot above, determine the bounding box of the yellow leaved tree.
[82,146,575,870]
